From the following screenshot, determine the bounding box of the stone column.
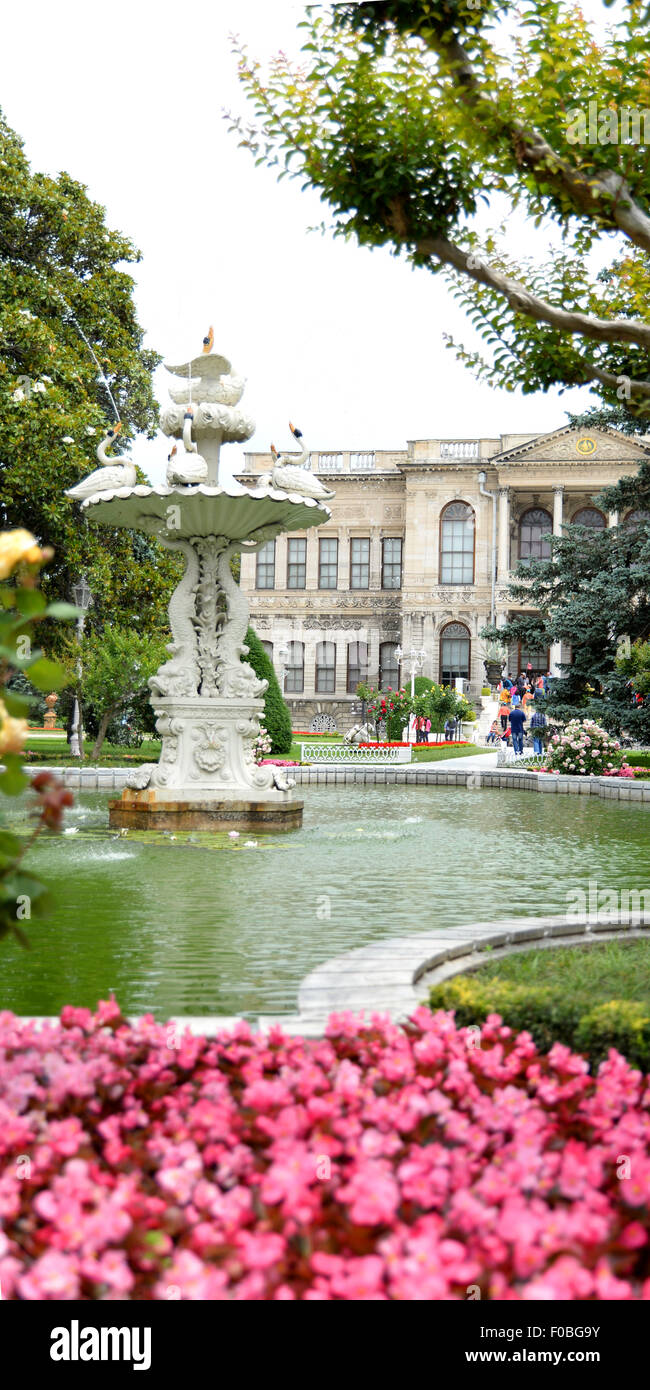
[338,532,350,590]
[369,532,382,590]
[553,486,564,535]
[497,487,510,577]
[275,534,288,590]
[305,532,318,589]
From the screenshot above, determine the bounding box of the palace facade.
[237,426,650,730]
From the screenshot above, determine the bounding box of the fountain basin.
[109,789,304,832]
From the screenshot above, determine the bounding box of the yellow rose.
[0,701,28,755]
[0,529,51,580]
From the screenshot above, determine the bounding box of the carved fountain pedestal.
[77,350,330,832]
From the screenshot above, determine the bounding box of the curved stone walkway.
[19,911,650,1040]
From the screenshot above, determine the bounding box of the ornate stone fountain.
[71,344,332,832]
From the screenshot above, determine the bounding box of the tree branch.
[386,199,650,360]
[431,31,650,253]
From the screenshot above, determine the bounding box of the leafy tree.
[0,110,179,644]
[231,1,650,418]
[243,628,293,754]
[63,626,168,760]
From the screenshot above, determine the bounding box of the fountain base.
[108,787,304,833]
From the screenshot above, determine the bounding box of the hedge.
[428,972,650,1071]
[243,628,293,755]
[627,752,650,768]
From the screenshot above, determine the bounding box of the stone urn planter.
[484,659,504,685]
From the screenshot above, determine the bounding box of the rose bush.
[2,1003,650,1300]
[541,718,633,776]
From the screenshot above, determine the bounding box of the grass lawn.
[473,938,650,1007]
[23,738,161,766]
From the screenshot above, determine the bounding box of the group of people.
[414,714,458,744]
[485,667,551,756]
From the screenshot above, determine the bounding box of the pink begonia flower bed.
[1,1001,650,1300]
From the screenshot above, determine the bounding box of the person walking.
[534,675,545,700]
[509,701,527,755]
[530,706,547,756]
[498,693,510,731]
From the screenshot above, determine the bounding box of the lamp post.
[394,644,427,744]
[69,575,93,759]
[394,645,427,699]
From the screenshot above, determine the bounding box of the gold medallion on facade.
[575,437,597,455]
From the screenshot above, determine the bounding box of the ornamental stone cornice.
[493,424,650,464]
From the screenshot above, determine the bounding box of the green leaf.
[15,589,47,617]
[2,691,32,717]
[0,829,21,861]
[0,758,29,796]
[45,602,82,620]
[26,657,68,691]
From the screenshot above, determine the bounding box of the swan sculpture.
[166,408,208,486]
[259,423,335,501]
[65,423,137,501]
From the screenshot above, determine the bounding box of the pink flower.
[338,1162,400,1226]
[18,1251,81,1300]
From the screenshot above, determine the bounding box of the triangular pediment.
[495,425,650,465]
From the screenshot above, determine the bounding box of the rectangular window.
[316,641,336,693]
[350,537,370,590]
[287,538,307,589]
[347,642,369,693]
[382,538,402,590]
[379,643,400,691]
[255,540,275,590]
[285,641,304,694]
[319,537,338,589]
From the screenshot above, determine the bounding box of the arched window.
[571,507,606,529]
[439,502,475,584]
[315,641,336,694]
[379,642,400,691]
[261,640,273,662]
[347,642,369,693]
[519,508,552,562]
[439,622,470,686]
[624,509,650,530]
[285,642,304,694]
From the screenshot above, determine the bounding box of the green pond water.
[1,787,650,1019]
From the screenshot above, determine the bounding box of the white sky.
[0,0,617,485]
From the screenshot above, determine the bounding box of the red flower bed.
[358,741,469,749]
[2,1002,650,1300]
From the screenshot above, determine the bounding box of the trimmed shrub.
[413,675,435,696]
[627,752,650,768]
[243,628,293,754]
[429,973,650,1071]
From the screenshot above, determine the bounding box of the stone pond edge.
[19,763,650,802]
[17,911,650,1040]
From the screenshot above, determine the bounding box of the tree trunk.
[91,705,119,760]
